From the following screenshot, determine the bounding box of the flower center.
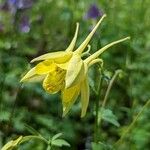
[43,67,66,94]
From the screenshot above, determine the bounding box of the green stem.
[98,70,122,127]
[94,67,103,142]
[114,99,150,146]
[102,70,122,109]
[22,135,48,144]
[46,145,51,150]
[0,75,5,109]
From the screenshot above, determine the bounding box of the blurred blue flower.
[86,4,103,19]
[19,15,30,33]
[7,0,33,9]
[7,0,17,5]
[0,0,33,14]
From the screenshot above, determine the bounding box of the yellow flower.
[21,14,130,117]
[21,15,106,92]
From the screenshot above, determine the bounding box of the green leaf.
[99,108,120,127]
[92,142,114,150]
[51,139,70,147]
[0,111,10,121]
[51,133,63,141]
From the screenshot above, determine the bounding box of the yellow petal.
[26,75,46,82]
[61,84,80,116]
[65,54,85,88]
[35,60,56,75]
[66,22,79,52]
[31,51,72,63]
[80,75,89,117]
[20,67,44,82]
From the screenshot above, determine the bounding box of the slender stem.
[98,70,122,127]
[0,75,6,109]
[21,135,48,144]
[102,70,122,109]
[114,99,150,146]
[94,67,103,142]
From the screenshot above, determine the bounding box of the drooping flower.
[21,14,130,117]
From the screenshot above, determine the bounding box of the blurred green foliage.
[0,0,150,149]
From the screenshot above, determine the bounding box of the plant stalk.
[114,99,150,146]
[94,67,103,142]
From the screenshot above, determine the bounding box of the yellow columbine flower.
[21,15,106,92]
[21,14,130,117]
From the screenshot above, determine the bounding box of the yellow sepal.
[20,67,45,82]
[31,51,73,63]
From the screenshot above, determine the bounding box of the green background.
[0,0,150,149]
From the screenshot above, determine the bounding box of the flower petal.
[35,60,56,75]
[65,54,85,88]
[66,22,79,52]
[61,84,80,116]
[80,75,89,117]
[20,67,45,82]
[31,51,73,63]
